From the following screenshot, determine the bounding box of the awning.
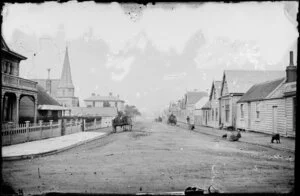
[38,105,71,111]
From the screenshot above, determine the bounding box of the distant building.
[32,47,79,107]
[219,69,285,128]
[194,96,209,126]
[84,92,125,112]
[201,100,211,126]
[236,51,296,137]
[175,90,208,123]
[1,35,38,124]
[207,80,222,128]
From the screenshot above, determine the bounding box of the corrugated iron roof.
[70,107,118,117]
[223,70,285,94]
[37,84,61,106]
[201,101,211,109]
[237,77,285,103]
[195,96,209,109]
[32,79,60,97]
[186,91,208,105]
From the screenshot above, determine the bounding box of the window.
[115,102,118,107]
[241,104,244,118]
[225,99,230,122]
[212,109,214,121]
[215,108,218,121]
[256,102,260,119]
[103,101,110,107]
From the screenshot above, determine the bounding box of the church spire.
[58,46,74,89]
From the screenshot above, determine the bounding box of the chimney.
[46,69,51,94]
[47,68,51,79]
[286,51,297,83]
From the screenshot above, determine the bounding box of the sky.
[2,2,298,117]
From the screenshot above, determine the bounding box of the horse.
[112,115,133,133]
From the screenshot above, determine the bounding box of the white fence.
[2,117,112,146]
[2,120,63,146]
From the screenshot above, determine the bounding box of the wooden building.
[236,51,296,137]
[219,69,285,129]
[19,84,69,123]
[1,35,38,124]
[207,81,222,128]
[194,96,209,126]
[200,101,211,127]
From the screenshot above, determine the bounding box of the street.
[2,120,294,194]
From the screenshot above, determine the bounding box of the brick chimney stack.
[286,51,297,83]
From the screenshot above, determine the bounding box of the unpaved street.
[2,120,294,194]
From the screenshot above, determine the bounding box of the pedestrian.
[186,116,190,129]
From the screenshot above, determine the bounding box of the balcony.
[2,73,37,92]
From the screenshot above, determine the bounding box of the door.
[205,111,208,125]
[247,102,251,130]
[272,106,278,134]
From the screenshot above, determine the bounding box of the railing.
[2,73,37,91]
[2,117,114,146]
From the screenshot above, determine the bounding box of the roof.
[186,91,208,105]
[209,80,222,100]
[58,47,74,89]
[237,77,285,103]
[37,84,61,106]
[84,95,125,102]
[70,107,118,117]
[195,96,209,109]
[1,35,27,60]
[201,101,211,110]
[38,105,70,111]
[221,70,285,95]
[32,79,60,97]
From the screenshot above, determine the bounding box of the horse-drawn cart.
[112,113,133,133]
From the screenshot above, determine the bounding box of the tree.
[124,105,141,117]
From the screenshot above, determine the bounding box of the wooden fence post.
[83,119,86,132]
[39,120,43,139]
[58,119,62,136]
[25,121,30,142]
[49,120,53,137]
[8,122,14,145]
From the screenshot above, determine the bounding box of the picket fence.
[1,117,112,146]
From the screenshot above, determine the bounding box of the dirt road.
[2,120,294,194]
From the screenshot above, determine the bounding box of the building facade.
[1,36,38,124]
[219,70,285,129]
[236,51,296,137]
[207,81,222,128]
[84,93,125,112]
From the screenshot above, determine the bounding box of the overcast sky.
[2,2,298,116]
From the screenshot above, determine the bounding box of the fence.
[1,117,108,146]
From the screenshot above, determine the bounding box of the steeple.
[58,46,74,89]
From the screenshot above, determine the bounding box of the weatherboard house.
[207,80,222,128]
[219,69,285,129]
[236,51,296,137]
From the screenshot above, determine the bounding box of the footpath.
[176,121,295,153]
[2,128,111,161]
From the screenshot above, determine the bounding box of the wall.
[236,98,294,137]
